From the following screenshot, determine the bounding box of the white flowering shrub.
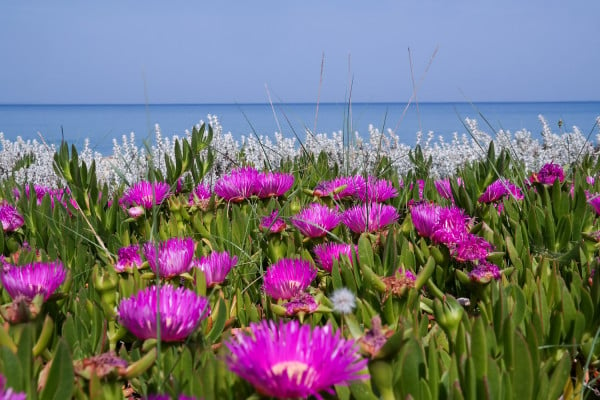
[1,113,598,191]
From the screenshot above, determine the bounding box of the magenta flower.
[188,182,212,209]
[114,244,143,273]
[478,179,523,203]
[263,258,317,300]
[588,193,600,215]
[449,234,494,263]
[117,285,210,342]
[410,202,443,239]
[143,237,195,278]
[0,261,66,301]
[214,166,260,202]
[342,203,399,233]
[532,163,565,185]
[291,203,341,238]
[356,177,398,202]
[225,320,368,399]
[429,206,471,245]
[314,176,366,200]
[469,261,501,284]
[0,202,24,232]
[313,242,357,272]
[434,179,453,200]
[119,181,170,216]
[192,251,238,287]
[260,211,287,233]
[256,172,294,198]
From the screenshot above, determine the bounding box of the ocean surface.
[0,102,598,156]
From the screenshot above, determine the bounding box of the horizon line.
[1,99,599,107]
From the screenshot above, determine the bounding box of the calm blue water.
[0,102,598,155]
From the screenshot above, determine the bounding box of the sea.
[0,102,598,156]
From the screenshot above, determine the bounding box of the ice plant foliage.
[117,285,210,342]
[143,237,195,278]
[263,258,317,300]
[0,261,66,301]
[192,250,238,287]
[313,242,357,273]
[0,202,24,232]
[119,181,170,217]
[342,203,399,233]
[290,203,341,238]
[225,320,368,399]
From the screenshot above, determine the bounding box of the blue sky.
[0,1,598,104]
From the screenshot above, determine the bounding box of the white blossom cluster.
[0,113,598,192]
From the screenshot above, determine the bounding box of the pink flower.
[263,258,317,300]
[256,172,294,198]
[143,237,195,278]
[313,176,366,200]
[225,320,368,399]
[342,203,399,233]
[283,292,319,317]
[114,245,143,272]
[188,182,212,209]
[117,285,210,342]
[449,234,494,262]
[0,261,66,301]
[530,163,565,185]
[260,211,287,233]
[356,177,398,202]
[192,251,238,287]
[588,193,600,215]
[119,181,170,215]
[214,166,260,202]
[469,261,501,284]
[0,202,24,232]
[291,203,341,238]
[313,242,357,272]
[478,179,523,203]
[410,202,443,239]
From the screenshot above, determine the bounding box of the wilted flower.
[356,177,398,202]
[469,261,501,284]
[313,176,366,200]
[313,242,357,273]
[0,202,24,232]
[188,182,212,209]
[330,288,356,314]
[0,373,26,400]
[225,319,368,399]
[143,237,195,278]
[342,203,398,233]
[192,250,238,287]
[382,268,416,301]
[0,261,66,301]
[117,285,210,342]
[114,244,143,273]
[478,179,523,203]
[214,166,260,202]
[263,258,317,300]
[119,181,170,216]
[291,203,341,238]
[256,172,294,198]
[260,210,287,233]
[283,292,319,317]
